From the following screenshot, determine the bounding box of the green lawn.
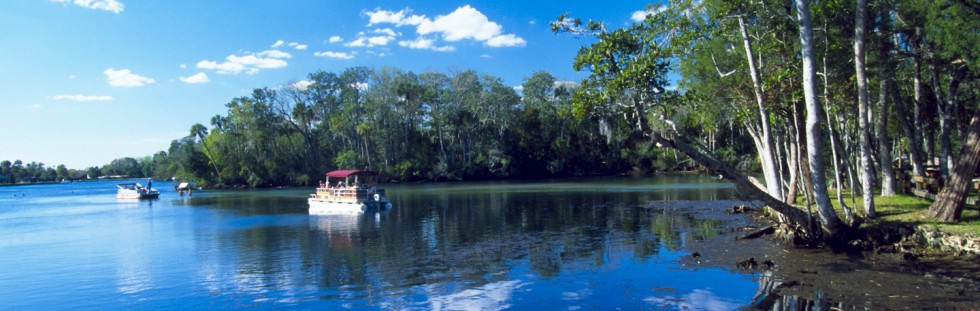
[799,191,980,237]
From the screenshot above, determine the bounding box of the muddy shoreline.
[650,200,980,310]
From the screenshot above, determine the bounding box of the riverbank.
[829,193,980,256]
[671,195,980,309]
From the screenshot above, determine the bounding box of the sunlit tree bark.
[796,0,844,236]
[927,106,980,222]
[854,0,876,217]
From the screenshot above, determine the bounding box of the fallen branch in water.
[739,226,776,240]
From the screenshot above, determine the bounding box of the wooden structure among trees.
[907,165,980,209]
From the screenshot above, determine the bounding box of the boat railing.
[315,187,385,200]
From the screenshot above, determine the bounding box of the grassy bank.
[792,188,980,236]
[823,192,980,237]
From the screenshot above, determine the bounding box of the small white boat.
[116,182,160,199]
[309,170,392,214]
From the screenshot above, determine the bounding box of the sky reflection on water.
[0,177,757,310]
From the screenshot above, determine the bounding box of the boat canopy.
[325,170,377,178]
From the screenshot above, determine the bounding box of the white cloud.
[291,80,312,90]
[427,281,525,311]
[271,40,285,48]
[631,6,667,22]
[287,42,308,50]
[365,8,426,27]
[179,72,210,84]
[258,49,292,59]
[398,37,455,52]
[362,6,525,50]
[328,36,343,43]
[412,6,524,48]
[197,49,290,75]
[103,68,154,87]
[346,35,395,47]
[645,289,741,311]
[51,0,123,14]
[179,64,187,69]
[314,51,355,59]
[486,34,526,47]
[417,5,501,41]
[53,94,114,101]
[365,50,391,57]
[373,28,399,37]
[25,104,43,110]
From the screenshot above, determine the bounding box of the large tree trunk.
[926,106,980,222]
[785,130,800,205]
[797,0,844,237]
[738,16,784,201]
[878,79,896,196]
[913,28,930,168]
[932,68,953,181]
[794,99,816,203]
[854,0,876,217]
[876,5,896,195]
[893,80,926,179]
[827,104,855,224]
[821,53,854,224]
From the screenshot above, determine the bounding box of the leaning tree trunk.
[738,16,784,201]
[797,0,844,237]
[651,132,814,236]
[926,106,980,222]
[854,0,876,217]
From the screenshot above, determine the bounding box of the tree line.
[0,158,155,184]
[157,67,758,188]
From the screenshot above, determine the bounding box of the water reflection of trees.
[306,189,726,300]
[209,181,737,306]
[749,271,836,311]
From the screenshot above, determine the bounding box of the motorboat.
[116,181,160,199]
[309,170,392,214]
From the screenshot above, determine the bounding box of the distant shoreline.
[0,178,134,187]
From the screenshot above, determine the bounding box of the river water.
[0,176,771,310]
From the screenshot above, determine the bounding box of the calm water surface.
[0,176,758,310]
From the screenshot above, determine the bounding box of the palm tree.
[190,123,221,181]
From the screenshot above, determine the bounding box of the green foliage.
[122,66,646,187]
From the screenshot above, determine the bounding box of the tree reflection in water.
[288,178,751,308]
[750,270,837,311]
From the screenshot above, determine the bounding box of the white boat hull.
[116,190,160,200]
[308,197,391,215]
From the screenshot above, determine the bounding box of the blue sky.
[2,0,657,169]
